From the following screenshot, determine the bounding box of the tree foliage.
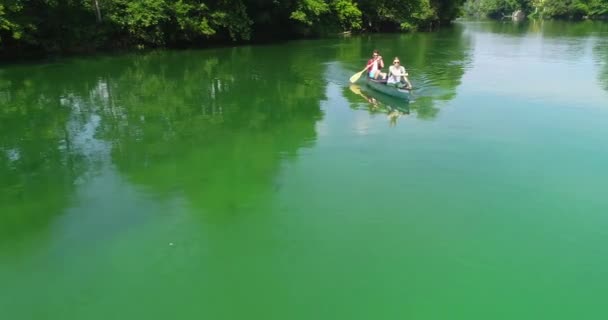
[464,0,608,19]
[537,0,608,19]
[0,0,468,57]
[0,2,25,43]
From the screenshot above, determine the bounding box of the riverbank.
[0,0,465,61]
[0,27,425,63]
[0,25,460,63]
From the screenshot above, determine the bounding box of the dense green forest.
[464,0,608,19]
[0,0,465,57]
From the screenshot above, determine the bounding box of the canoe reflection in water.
[349,85,410,126]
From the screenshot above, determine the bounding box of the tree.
[0,2,23,43]
[431,0,467,24]
[465,0,608,19]
[332,0,363,31]
[1,0,471,57]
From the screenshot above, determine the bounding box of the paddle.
[349,66,369,83]
[349,60,377,83]
[349,84,365,96]
[349,85,380,107]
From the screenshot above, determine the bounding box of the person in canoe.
[366,50,386,80]
[387,57,412,89]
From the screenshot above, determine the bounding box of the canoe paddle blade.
[350,70,364,83]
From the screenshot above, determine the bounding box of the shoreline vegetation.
[0,0,465,60]
[0,1,605,61]
[464,0,608,21]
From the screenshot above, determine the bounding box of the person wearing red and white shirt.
[366,49,386,80]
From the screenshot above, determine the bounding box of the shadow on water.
[467,20,608,60]
[463,19,608,38]
[0,44,328,246]
[93,46,327,222]
[594,37,608,92]
[463,19,608,94]
[529,20,608,94]
[0,65,95,247]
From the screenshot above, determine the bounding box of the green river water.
[1,20,608,319]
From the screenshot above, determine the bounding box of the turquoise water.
[1,20,608,319]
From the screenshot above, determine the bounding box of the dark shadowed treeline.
[0,0,466,58]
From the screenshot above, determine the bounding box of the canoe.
[364,77,410,100]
